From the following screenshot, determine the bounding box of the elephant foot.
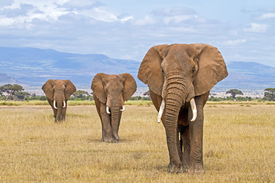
[102,136,119,143]
[167,162,184,173]
[188,164,205,174]
[182,159,190,173]
[114,134,120,141]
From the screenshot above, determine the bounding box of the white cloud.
[82,7,133,23]
[164,15,197,24]
[244,23,269,33]
[152,6,197,17]
[120,16,133,23]
[0,0,133,28]
[132,15,156,26]
[92,7,117,22]
[0,17,15,26]
[224,39,246,46]
[167,26,196,33]
[0,1,70,26]
[62,0,103,10]
[256,13,275,20]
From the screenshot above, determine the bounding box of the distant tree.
[14,92,30,100]
[226,89,243,99]
[39,96,47,101]
[264,88,275,101]
[70,90,93,100]
[143,91,151,99]
[73,90,89,98]
[209,92,217,98]
[0,84,24,100]
[11,84,24,94]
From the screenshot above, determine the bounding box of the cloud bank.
[0,0,274,67]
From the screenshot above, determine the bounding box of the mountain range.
[0,47,274,90]
[0,47,140,88]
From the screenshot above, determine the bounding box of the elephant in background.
[91,73,137,143]
[42,79,76,122]
[138,43,228,173]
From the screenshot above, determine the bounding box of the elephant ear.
[119,73,137,101]
[91,73,108,103]
[190,43,228,96]
[64,80,76,100]
[137,44,168,96]
[42,79,54,100]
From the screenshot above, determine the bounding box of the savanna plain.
[0,101,274,182]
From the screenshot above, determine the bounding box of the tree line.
[208,88,275,101]
[0,84,274,101]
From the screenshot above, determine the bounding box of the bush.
[130,96,151,100]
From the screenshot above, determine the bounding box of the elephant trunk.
[165,74,188,168]
[110,100,122,141]
[55,100,64,121]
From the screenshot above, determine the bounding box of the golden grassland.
[0,101,274,182]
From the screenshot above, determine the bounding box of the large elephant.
[91,73,137,143]
[42,79,76,122]
[138,44,228,173]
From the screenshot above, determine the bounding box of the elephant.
[137,43,228,173]
[42,79,76,122]
[91,73,137,143]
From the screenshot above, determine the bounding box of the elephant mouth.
[53,100,66,109]
[157,98,197,122]
[106,105,125,114]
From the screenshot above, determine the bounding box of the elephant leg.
[167,125,184,173]
[47,98,57,118]
[62,106,67,121]
[100,113,113,142]
[188,95,205,174]
[53,109,57,119]
[95,98,115,143]
[178,109,190,172]
[181,125,191,171]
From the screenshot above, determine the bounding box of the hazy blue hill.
[0,73,18,84]
[0,47,275,89]
[226,61,275,75]
[0,47,140,87]
[217,61,275,89]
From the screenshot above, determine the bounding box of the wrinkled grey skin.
[91,73,137,143]
[138,44,228,173]
[42,79,76,122]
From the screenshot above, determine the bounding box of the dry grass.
[0,103,274,182]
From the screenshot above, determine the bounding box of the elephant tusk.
[120,105,125,112]
[54,101,57,109]
[106,106,111,114]
[63,100,66,108]
[53,100,57,109]
[157,99,165,123]
[190,98,197,122]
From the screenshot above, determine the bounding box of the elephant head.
[138,44,228,169]
[91,73,137,141]
[42,79,76,122]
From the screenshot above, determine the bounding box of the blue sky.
[0,0,275,66]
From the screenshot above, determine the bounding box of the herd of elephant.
[42,43,228,174]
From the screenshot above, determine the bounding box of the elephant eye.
[192,67,196,74]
